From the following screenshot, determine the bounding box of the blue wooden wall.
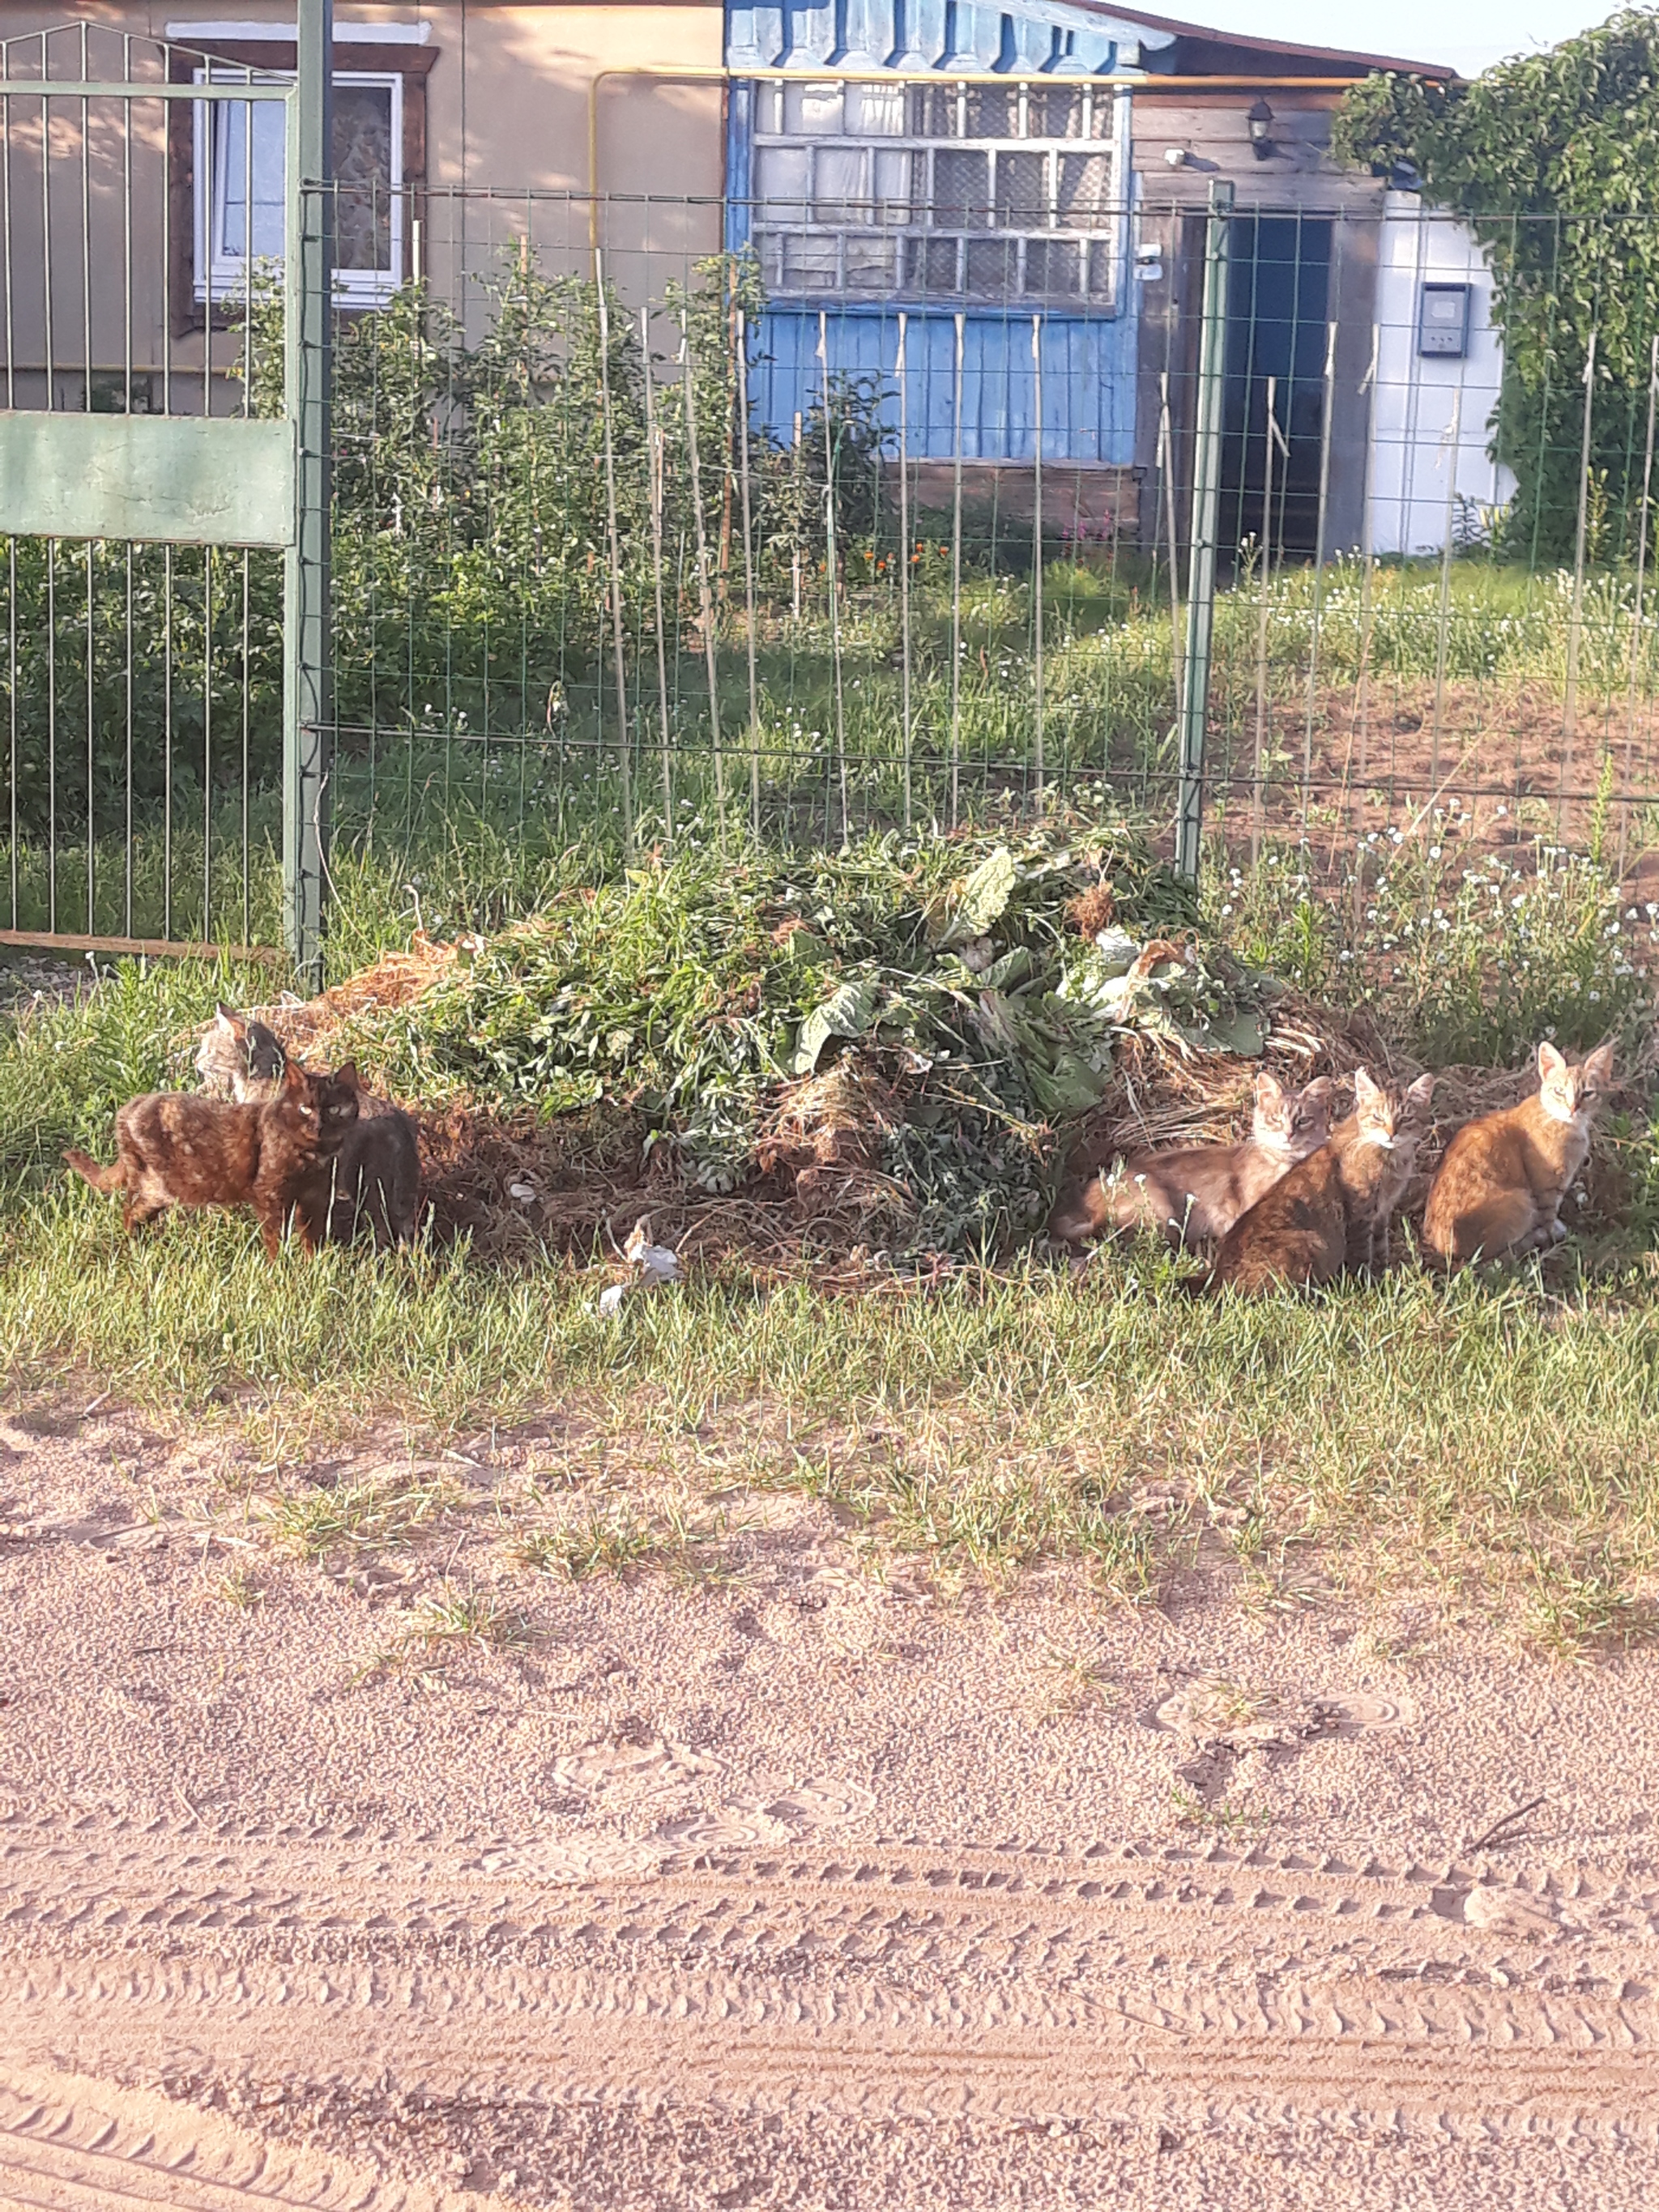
[748,306,1139,463]
[725,0,1158,466]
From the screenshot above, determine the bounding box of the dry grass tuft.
[1064,881,1117,937]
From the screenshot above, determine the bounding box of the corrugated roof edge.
[1064,1,1455,79]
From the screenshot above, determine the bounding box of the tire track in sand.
[0,2061,462,2212]
[4,1812,1659,2136]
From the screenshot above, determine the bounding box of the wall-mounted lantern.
[1247,98,1275,160]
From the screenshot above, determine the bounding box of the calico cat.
[1423,1040,1615,1264]
[1050,1070,1333,1247]
[201,1004,422,1248]
[65,1057,360,1257]
[194,1004,287,1101]
[1185,1068,1436,1294]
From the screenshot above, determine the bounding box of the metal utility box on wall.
[1418,280,1471,357]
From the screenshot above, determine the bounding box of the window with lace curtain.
[748,79,1128,307]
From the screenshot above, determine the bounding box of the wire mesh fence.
[5,120,1659,963]
[306,185,1659,914]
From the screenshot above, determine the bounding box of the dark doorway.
[1218,215,1332,561]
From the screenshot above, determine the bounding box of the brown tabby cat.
[1423,1040,1615,1264]
[1050,1070,1333,1247]
[1184,1068,1436,1294]
[201,1004,423,1248]
[65,1057,360,1256]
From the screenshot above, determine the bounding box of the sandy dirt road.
[2,1404,1658,2208]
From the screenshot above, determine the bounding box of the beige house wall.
[0,2,727,398]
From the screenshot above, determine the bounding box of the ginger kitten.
[1423,1040,1614,1265]
[1188,1069,1436,1294]
[66,1057,360,1257]
[1050,1070,1333,1248]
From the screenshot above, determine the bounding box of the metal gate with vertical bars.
[0,14,330,976]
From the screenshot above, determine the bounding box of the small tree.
[1334,9,1659,562]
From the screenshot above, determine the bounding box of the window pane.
[757,144,810,215]
[996,152,1046,228]
[1029,87,1084,139]
[1088,240,1115,298]
[908,86,954,138]
[920,237,959,294]
[963,87,1017,138]
[845,236,896,288]
[813,144,863,222]
[1026,239,1082,297]
[873,147,912,224]
[965,237,1017,299]
[934,151,989,229]
[782,234,838,290]
[335,83,394,271]
[783,81,842,133]
[1058,152,1113,228]
[216,100,286,261]
[847,82,904,136]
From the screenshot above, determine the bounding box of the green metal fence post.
[284,0,333,987]
[1175,181,1231,888]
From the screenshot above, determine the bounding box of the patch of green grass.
[5,1192,1657,1621]
[4,773,1658,1631]
[1168,1782,1269,1835]
[207,1562,267,1609]
[506,1502,748,1588]
[249,1468,460,1562]
[1516,1545,1657,1659]
[1208,830,1651,1064]
[352,1584,531,1684]
[507,1508,663,1581]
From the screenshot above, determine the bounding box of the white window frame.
[192,66,405,309]
[750,78,1132,309]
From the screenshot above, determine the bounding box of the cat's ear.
[1406,1072,1436,1108]
[1301,1076,1333,1102]
[215,1004,245,1037]
[281,1055,309,1095]
[1537,1040,1567,1080]
[334,1061,360,1091]
[1582,1042,1616,1089]
[1255,1068,1286,1108]
[1354,1067,1384,1106]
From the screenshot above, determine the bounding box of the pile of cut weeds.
[241,816,1388,1269]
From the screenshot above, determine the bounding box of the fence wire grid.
[4,99,1659,962]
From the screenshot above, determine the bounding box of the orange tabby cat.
[1049,1070,1333,1247]
[1423,1040,1614,1264]
[1185,1069,1435,1294]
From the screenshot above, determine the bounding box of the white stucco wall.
[1368,190,1516,556]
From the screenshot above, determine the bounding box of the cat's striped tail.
[62,1149,125,1193]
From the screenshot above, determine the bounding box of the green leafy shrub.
[1334,12,1659,561]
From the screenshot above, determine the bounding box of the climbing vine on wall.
[1334,9,1659,561]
